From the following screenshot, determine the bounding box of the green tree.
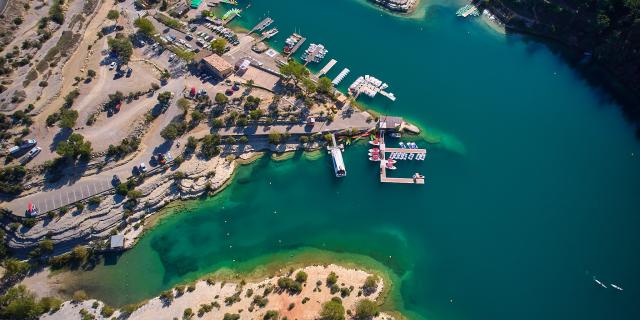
[58,108,78,129]
[326,271,338,286]
[87,69,96,78]
[319,299,345,320]
[354,299,379,319]
[263,310,279,320]
[215,92,228,105]
[2,259,30,280]
[210,38,227,55]
[295,271,308,283]
[56,133,92,160]
[108,36,133,64]
[201,134,221,158]
[279,60,309,85]
[134,17,156,36]
[157,91,173,104]
[317,76,333,94]
[107,10,120,21]
[38,239,54,254]
[362,275,378,295]
[268,131,283,145]
[0,285,44,319]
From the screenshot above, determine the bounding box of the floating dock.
[317,59,337,77]
[332,68,350,85]
[349,75,396,101]
[374,130,426,184]
[249,17,273,34]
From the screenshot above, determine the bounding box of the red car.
[190,87,196,96]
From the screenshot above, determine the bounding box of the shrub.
[72,290,88,302]
[320,299,345,320]
[295,271,308,283]
[223,314,240,320]
[362,275,378,295]
[354,299,379,319]
[326,272,338,286]
[101,305,115,317]
[263,310,278,320]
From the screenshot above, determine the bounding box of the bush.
[354,299,379,319]
[223,314,240,320]
[268,131,283,145]
[362,275,378,295]
[295,271,308,283]
[183,307,193,319]
[320,299,345,320]
[326,272,338,286]
[100,305,115,317]
[263,310,279,320]
[72,290,88,302]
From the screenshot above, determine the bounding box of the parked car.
[139,163,147,173]
[156,153,166,165]
[20,147,41,164]
[126,68,133,77]
[109,62,117,70]
[112,174,121,185]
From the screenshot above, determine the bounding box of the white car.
[139,163,147,173]
[109,62,117,70]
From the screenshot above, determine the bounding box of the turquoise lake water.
[69,1,640,319]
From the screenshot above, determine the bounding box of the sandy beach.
[38,264,395,320]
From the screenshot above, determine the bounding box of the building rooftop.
[201,54,233,72]
[110,234,124,249]
[379,116,404,129]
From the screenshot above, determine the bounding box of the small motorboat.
[386,164,397,170]
[611,284,624,291]
[402,153,408,160]
[369,148,380,153]
[369,139,380,146]
[399,142,406,148]
[593,277,607,289]
[417,154,426,160]
[387,159,397,164]
[413,173,424,179]
[369,156,380,161]
[408,153,415,160]
[390,132,401,138]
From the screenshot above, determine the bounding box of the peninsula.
[368,0,419,13]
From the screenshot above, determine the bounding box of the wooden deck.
[380,166,425,184]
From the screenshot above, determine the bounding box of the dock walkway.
[318,59,337,77]
[286,36,306,57]
[249,17,273,34]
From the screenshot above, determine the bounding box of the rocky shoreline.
[4,142,322,254]
[368,0,420,14]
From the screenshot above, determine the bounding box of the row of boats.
[389,152,426,161]
[302,43,328,63]
[348,75,396,101]
[368,148,397,170]
[283,33,303,54]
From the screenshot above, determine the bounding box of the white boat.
[610,284,624,291]
[390,132,401,138]
[368,139,380,146]
[402,153,408,160]
[387,159,397,164]
[399,142,406,148]
[369,157,380,162]
[417,154,425,161]
[408,153,415,160]
[386,165,397,170]
[593,277,607,289]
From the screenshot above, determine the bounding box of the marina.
[332,68,350,85]
[317,59,337,77]
[349,75,396,101]
[371,130,426,184]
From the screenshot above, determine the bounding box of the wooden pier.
[317,59,337,77]
[286,36,306,57]
[377,131,427,184]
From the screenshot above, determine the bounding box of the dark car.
[112,174,121,185]
[126,68,133,77]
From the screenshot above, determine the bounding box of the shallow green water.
[70,0,640,319]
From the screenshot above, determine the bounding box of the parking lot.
[8,178,114,216]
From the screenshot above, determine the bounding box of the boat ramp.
[317,59,337,77]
